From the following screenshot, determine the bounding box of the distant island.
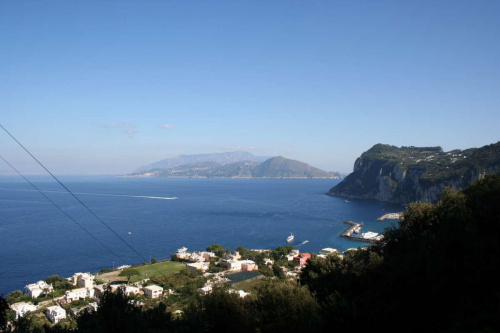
[328,142,500,203]
[127,153,342,179]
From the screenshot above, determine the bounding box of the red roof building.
[293,253,311,266]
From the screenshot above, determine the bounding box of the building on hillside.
[319,248,339,255]
[198,285,213,295]
[186,262,209,272]
[287,249,300,261]
[223,251,241,261]
[93,284,106,298]
[87,302,98,312]
[119,285,141,296]
[65,288,89,302]
[45,305,66,323]
[250,249,271,253]
[175,247,191,260]
[226,260,242,271]
[143,285,163,299]
[70,273,95,289]
[188,252,205,262]
[201,251,216,261]
[25,281,53,299]
[10,302,38,319]
[293,253,311,266]
[263,258,274,266]
[229,289,250,298]
[241,260,258,271]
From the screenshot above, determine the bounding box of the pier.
[340,221,374,243]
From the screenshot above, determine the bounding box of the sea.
[0,176,403,296]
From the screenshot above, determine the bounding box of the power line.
[0,154,124,261]
[0,123,166,277]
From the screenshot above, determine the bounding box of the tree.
[150,257,157,264]
[185,285,253,333]
[6,290,26,305]
[206,244,228,257]
[0,295,9,332]
[118,268,141,284]
[253,281,322,333]
[272,245,295,262]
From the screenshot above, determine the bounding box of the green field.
[130,261,185,282]
[97,261,185,283]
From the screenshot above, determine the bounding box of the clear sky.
[1,1,499,175]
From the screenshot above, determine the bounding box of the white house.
[227,260,242,271]
[87,302,98,312]
[10,302,38,319]
[119,285,141,296]
[71,273,95,289]
[25,281,53,298]
[65,288,88,302]
[229,289,250,298]
[188,252,205,262]
[241,260,258,271]
[176,247,191,260]
[93,284,106,298]
[45,305,66,323]
[320,248,339,255]
[186,262,209,273]
[287,249,300,261]
[223,251,241,261]
[263,258,274,266]
[143,285,163,299]
[197,285,212,295]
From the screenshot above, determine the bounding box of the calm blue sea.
[0,176,403,296]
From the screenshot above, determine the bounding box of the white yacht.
[286,233,294,242]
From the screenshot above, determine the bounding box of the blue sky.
[1,1,499,175]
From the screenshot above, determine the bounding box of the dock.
[377,212,402,221]
[340,221,374,243]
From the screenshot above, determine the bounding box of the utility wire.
[0,124,166,277]
[0,154,124,261]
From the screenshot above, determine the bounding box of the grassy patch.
[96,261,185,283]
[130,261,185,282]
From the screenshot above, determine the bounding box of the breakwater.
[340,221,372,243]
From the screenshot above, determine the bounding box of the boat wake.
[0,187,177,200]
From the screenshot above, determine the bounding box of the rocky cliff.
[328,142,500,203]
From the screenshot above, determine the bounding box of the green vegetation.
[118,268,141,284]
[127,261,184,283]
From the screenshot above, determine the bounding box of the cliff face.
[328,142,500,203]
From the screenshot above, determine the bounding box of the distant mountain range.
[134,151,270,173]
[129,153,342,179]
[328,142,500,203]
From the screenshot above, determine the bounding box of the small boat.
[286,233,294,242]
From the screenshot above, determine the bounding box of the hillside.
[328,142,500,203]
[252,156,336,178]
[134,152,270,173]
[129,156,341,179]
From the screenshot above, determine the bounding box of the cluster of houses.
[10,246,351,325]
[11,270,166,324]
[176,247,260,274]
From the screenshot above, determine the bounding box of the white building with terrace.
[45,305,66,323]
[25,281,53,298]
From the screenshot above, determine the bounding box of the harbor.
[340,221,383,243]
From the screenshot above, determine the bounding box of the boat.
[286,233,294,242]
